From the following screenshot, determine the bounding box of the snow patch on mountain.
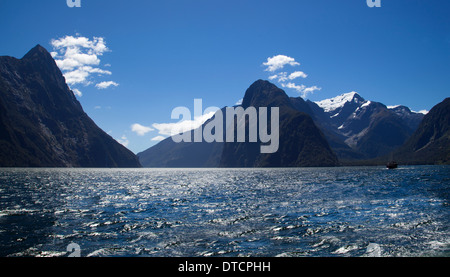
[388,105,428,115]
[414,109,428,115]
[315,91,364,113]
[387,105,400,109]
[361,101,372,108]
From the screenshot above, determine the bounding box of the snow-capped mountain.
[387,105,426,131]
[303,91,425,160]
[313,92,424,133]
[138,80,428,166]
[315,91,365,113]
[138,80,339,167]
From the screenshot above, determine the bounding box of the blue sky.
[1,0,449,153]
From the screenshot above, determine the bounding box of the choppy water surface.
[0,166,449,257]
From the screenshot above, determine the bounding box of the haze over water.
[0,166,449,257]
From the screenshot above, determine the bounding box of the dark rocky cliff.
[0,45,141,167]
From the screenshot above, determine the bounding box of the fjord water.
[0,166,448,257]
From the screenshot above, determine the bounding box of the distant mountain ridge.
[1,45,445,168]
[0,45,141,167]
[138,80,338,167]
[302,91,425,160]
[138,80,440,167]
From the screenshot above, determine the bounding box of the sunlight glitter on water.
[0,166,449,257]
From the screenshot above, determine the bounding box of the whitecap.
[333,244,359,254]
[363,243,382,257]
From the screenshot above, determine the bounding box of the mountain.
[298,92,425,160]
[138,80,435,167]
[138,80,339,167]
[392,98,450,165]
[388,105,424,131]
[219,80,338,167]
[0,45,141,167]
[137,111,225,167]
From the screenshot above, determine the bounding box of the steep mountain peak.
[0,45,141,167]
[19,44,64,85]
[315,91,365,113]
[22,44,53,61]
[241,79,293,109]
[139,80,339,168]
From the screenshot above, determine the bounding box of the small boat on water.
[387,161,398,169]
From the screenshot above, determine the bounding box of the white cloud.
[54,48,101,71]
[62,66,112,86]
[117,135,129,147]
[235,98,243,105]
[51,36,108,55]
[269,72,288,82]
[152,111,216,137]
[263,55,300,72]
[289,71,308,80]
[51,35,117,93]
[281,83,321,98]
[96,81,119,89]
[64,69,90,86]
[72,88,83,97]
[151,136,166,141]
[282,82,306,93]
[131,123,154,136]
[301,86,321,97]
[264,55,320,99]
[269,71,307,82]
[268,74,278,81]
